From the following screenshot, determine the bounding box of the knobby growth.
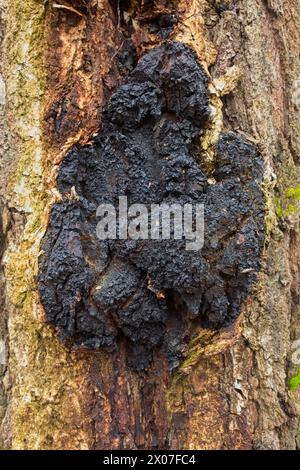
[39,42,265,370]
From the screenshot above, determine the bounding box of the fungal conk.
[39,42,265,370]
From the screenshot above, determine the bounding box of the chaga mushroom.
[38,42,266,370]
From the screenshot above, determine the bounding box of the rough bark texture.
[0,0,300,450]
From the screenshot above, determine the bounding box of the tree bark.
[0,0,300,450]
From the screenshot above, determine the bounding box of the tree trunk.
[0,0,300,450]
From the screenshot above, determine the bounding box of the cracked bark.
[0,0,299,450]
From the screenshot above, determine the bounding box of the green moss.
[286,186,300,200]
[275,196,283,218]
[290,368,300,391]
[276,185,300,219]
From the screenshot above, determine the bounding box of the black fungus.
[149,13,178,39]
[38,42,265,370]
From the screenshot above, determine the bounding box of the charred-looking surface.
[38,42,265,371]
